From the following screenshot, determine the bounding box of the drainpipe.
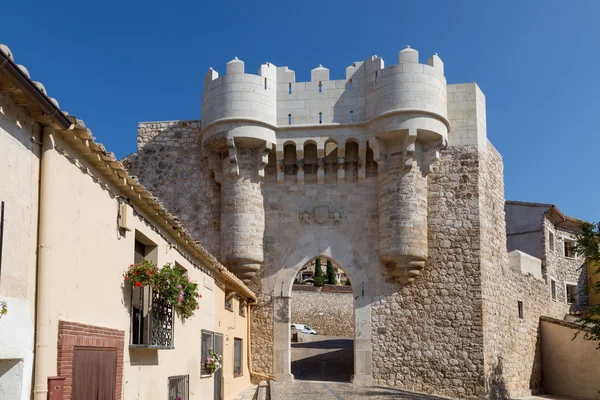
[247,302,276,381]
[32,126,58,400]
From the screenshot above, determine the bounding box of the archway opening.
[290,256,354,382]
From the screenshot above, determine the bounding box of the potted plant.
[202,350,222,375]
[124,261,202,321]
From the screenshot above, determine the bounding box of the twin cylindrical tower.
[201,47,449,284]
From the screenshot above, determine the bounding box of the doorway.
[290,257,354,382]
[72,348,117,400]
[214,333,223,400]
[272,231,373,385]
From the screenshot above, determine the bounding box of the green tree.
[314,258,324,287]
[326,259,337,285]
[574,222,600,349]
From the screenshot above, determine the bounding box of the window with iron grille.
[168,375,189,400]
[234,338,242,377]
[131,238,174,348]
[201,330,214,375]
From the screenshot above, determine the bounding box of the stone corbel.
[296,148,304,185]
[205,150,223,185]
[226,137,239,177]
[276,160,284,183]
[256,141,271,180]
[358,140,366,182]
[369,137,388,173]
[276,144,284,184]
[297,160,305,184]
[337,156,345,184]
[422,137,446,176]
[317,158,325,184]
[403,128,417,172]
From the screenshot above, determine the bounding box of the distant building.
[294,259,347,285]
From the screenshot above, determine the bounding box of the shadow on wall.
[487,358,507,400]
[128,349,158,366]
[529,326,543,394]
[0,359,24,397]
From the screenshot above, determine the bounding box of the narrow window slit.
[318,81,323,93]
[264,78,267,89]
[349,79,353,91]
[319,112,322,124]
[288,83,292,94]
[350,110,354,122]
[375,71,379,83]
[288,114,292,125]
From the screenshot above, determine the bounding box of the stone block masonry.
[124,46,586,399]
[291,290,354,337]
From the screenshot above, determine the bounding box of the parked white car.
[291,324,317,335]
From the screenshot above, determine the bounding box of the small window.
[239,301,246,317]
[131,238,173,348]
[564,239,576,258]
[234,338,243,377]
[565,283,577,304]
[264,78,267,90]
[319,112,322,124]
[168,375,189,400]
[288,82,292,94]
[201,330,214,375]
[349,79,353,91]
[318,81,322,93]
[517,301,524,319]
[375,71,379,83]
[350,110,354,122]
[288,114,292,125]
[550,279,557,301]
[549,231,555,252]
[224,297,233,311]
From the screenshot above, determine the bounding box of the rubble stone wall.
[125,120,221,256]
[290,290,354,337]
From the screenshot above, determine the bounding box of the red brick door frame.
[57,320,125,400]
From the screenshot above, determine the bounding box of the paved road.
[272,382,451,400]
[291,334,354,382]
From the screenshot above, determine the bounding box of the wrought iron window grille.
[130,285,174,349]
[168,375,189,400]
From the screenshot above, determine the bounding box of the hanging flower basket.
[202,350,222,375]
[124,261,202,321]
[125,260,158,287]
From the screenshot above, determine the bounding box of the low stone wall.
[291,289,354,337]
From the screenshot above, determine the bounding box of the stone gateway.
[125,47,588,399]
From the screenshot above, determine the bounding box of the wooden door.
[72,348,117,400]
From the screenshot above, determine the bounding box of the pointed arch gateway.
[272,230,372,384]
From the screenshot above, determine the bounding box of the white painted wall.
[0,92,40,400]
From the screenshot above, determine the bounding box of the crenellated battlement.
[201,46,448,132]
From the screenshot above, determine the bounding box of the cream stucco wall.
[215,294,251,399]
[541,319,600,399]
[36,131,250,400]
[0,92,40,400]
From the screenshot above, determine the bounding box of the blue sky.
[1,1,599,221]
